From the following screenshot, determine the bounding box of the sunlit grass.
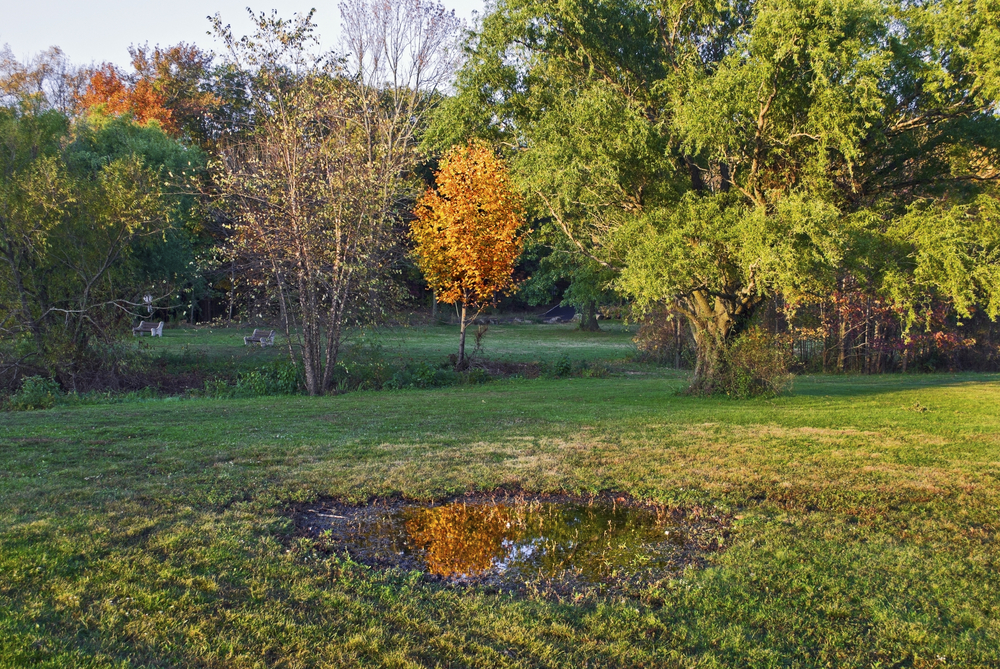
[2,355,999,665]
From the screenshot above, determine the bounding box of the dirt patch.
[292,490,730,596]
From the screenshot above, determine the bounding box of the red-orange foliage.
[78,63,175,132]
[129,44,217,140]
[412,141,527,365]
[405,504,515,576]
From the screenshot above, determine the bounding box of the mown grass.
[144,321,640,373]
[2,331,999,667]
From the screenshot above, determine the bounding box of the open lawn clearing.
[143,322,641,374]
[370,322,640,365]
[2,373,999,667]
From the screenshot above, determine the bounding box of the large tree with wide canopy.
[429,0,1000,390]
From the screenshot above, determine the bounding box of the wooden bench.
[244,329,275,347]
[132,321,163,337]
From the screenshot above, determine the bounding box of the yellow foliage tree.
[412,141,527,368]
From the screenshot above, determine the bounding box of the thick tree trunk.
[688,324,727,394]
[678,287,762,394]
[579,300,600,331]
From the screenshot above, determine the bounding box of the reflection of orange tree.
[405,504,517,576]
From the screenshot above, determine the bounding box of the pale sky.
[0,0,483,68]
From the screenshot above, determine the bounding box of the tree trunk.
[678,288,762,394]
[688,323,727,394]
[298,271,321,396]
[579,300,600,331]
[674,316,682,370]
[837,314,846,372]
[457,302,468,370]
[228,264,235,323]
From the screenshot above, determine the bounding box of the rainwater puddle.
[296,494,729,593]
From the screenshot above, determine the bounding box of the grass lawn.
[142,321,641,375]
[2,327,999,667]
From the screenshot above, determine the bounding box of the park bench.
[244,329,276,347]
[132,321,164,337]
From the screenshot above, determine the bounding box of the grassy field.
[143,321,641,374]
[2,326,999,667]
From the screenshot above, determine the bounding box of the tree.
[128,43,218,144]
[78,63,174,131]
[411,140,527,367]
[517,244,617,331]
[211,5,461,395]
[0,45,85,113]
[0,104,202,388]
[432,0,1000,392]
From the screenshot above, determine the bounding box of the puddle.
[295,493,729,593]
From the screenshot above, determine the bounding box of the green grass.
[371,322,640,364]
[143,321,641,373]
[2,327,999,667]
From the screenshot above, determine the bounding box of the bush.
[580,361,610,378]
[203,378,233,398]
[634,308,694,366]
[202,360,301,398]
[385,361,460,389]
[552,354,573,377]
[7,376,62,411]
[234,360,300,397]
[331,341,392,392]
[719,328,793,398]
[465,367,491,385]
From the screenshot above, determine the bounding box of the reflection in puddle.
[301,496,727,590]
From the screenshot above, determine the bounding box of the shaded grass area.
[2,373,999,666]
[371,322,640,365]
[144,322,641,373]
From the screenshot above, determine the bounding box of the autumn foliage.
[78,63,174,131]
[405,503,515,577]
[412,141,526,365]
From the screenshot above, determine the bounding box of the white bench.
[132,321,164,337]
[244,329,275,347]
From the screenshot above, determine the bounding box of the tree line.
[1,0,999,395]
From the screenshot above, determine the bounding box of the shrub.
[580,361,610,378]
[634,308,694,366]
[465,367,491,385]
[234,360,300,397]
[385,361,459,389]
[719,328,793,398]
[7,376,62,411]
[331,341,392,392]
[553,354,572,377]
[203,378,233,398]
[201,360,301,399]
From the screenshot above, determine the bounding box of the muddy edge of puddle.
[288,491,733,596]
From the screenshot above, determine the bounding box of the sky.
[0,0,484,68]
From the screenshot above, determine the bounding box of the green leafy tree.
[518,244,617,331]
[0,101,204,386]
[432,0,1000,391]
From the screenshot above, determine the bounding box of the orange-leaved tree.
[78,63,174,132]
[412,140,527,369]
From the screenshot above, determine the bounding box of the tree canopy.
[429,0,1000,389]
[412,140,527,366]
